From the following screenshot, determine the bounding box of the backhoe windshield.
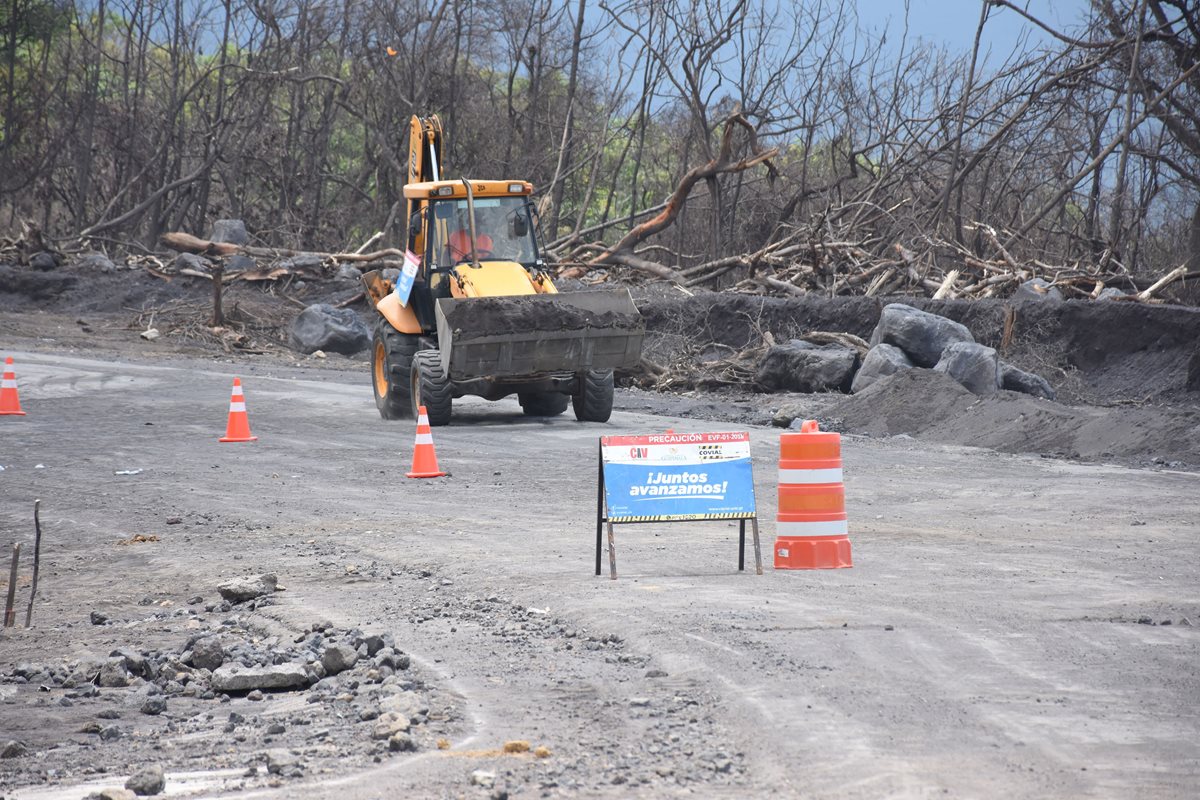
[429,197,538,268]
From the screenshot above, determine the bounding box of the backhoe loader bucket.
[434,289,644,381]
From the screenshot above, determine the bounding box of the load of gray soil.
[443,294,642,340]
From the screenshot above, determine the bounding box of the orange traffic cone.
[219,378,257,442]
[1,357,26,416]
[774,420,853,569]
[406,405,446,478]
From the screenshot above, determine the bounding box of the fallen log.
[159,231,405,264]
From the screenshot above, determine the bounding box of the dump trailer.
[362,115,644,425]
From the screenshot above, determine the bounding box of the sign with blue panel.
[600,432,756,521]
[394,250,421,307]
[595,432,761,578]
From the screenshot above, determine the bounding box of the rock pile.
[1,593,431,792]
[757,303,1055,401]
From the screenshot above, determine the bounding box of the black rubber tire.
[411,349,453,425]
[371,321,420,420]
[572,370,614,422]
[518,391,569,417]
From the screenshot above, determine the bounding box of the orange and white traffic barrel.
[774,420,853,569]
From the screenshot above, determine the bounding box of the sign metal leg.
[738,519,746,572]
[606,520,617,580]
[751,517,763,575]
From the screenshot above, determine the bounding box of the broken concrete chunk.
[934,342,1001,395]
[265,748,302,775]
[98,658,131,688]
[851,343,914,394]
[320,644,358,675]
[217,573,277,603]
[754,342,857,393]
[869,304,974,367]
[378,689,428,722]
[210,663,307,693]
[1000,362,1056,401]
[1013,277,1063,302]
[124,764,165,796]
[371,712,410,740]
[289,303,371,355]
[189,637,225,671]
[140,696,167,716]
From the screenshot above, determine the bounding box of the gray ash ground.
[1,535,750,798]
[1,596,452,795]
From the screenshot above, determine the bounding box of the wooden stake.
[24,500,42,628]
[3,543,19,627]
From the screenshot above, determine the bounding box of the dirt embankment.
[636,291,1200,405]
[635,290,1200,468]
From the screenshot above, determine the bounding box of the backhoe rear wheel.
[372,321,420,420]
[411,350,453,426]
[572,370,614,423]
[518,391,569,417]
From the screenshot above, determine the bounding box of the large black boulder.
[934,341,1001,395]
[289,304,371,355]
[868,303,974,367]
[1000,362,1056,400]
[851,343,914,393]
[754,342,857,393]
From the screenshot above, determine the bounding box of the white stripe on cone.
[778,467,843,484]
[775,519,849,537]
[229,402,247,412]
[417,414,430,426]
[1,379,15,388]
[414,433,434,445]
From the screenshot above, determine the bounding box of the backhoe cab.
[361,115,643,425]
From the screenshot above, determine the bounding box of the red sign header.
[601,431,750,447]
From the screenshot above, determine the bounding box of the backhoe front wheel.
[519,391,569,417]
[372,322,420,420]
[411,350,453,426]
[572,370,614,422]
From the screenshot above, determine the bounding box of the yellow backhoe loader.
[361,115,644,425]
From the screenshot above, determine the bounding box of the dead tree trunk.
[585,112,777,282]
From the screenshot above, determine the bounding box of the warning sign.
[600,432,756,522]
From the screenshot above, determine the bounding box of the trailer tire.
[372,322,420,420]
[411,350,453,425]
[572,370,614,422]
[519,391,569,417]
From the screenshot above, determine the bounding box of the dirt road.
[2,349,1198,799]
